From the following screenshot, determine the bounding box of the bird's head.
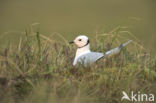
[69,35,90,48]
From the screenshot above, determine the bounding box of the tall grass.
[0,27,156,103]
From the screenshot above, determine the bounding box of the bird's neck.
[75,44,91,58]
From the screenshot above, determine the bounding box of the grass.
[0,27,156,103]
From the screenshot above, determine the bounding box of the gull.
[69,35,132,66]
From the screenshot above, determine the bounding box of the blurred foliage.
[0,28,156,103]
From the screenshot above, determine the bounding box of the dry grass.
[0,27,156,103]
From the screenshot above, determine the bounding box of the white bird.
[69,35,132,66]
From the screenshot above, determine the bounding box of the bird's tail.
[105,40,132,58]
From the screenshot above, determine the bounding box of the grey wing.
[77,52,104,66]
[105,46,121,57]
[105,40,132,58]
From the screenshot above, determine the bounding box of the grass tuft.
[0,28,156,103]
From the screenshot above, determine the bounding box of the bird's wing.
[77,52,104,66]
[105,40,132,58]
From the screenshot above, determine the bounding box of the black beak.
[69,41,74,44]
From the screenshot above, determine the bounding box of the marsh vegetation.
[0,0,156,103]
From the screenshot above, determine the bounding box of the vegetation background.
[0,0,156,103]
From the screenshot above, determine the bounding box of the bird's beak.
[69,41,74,44]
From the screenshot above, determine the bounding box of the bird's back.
[75,52,104,66]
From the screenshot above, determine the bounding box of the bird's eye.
[78,39,82,41]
